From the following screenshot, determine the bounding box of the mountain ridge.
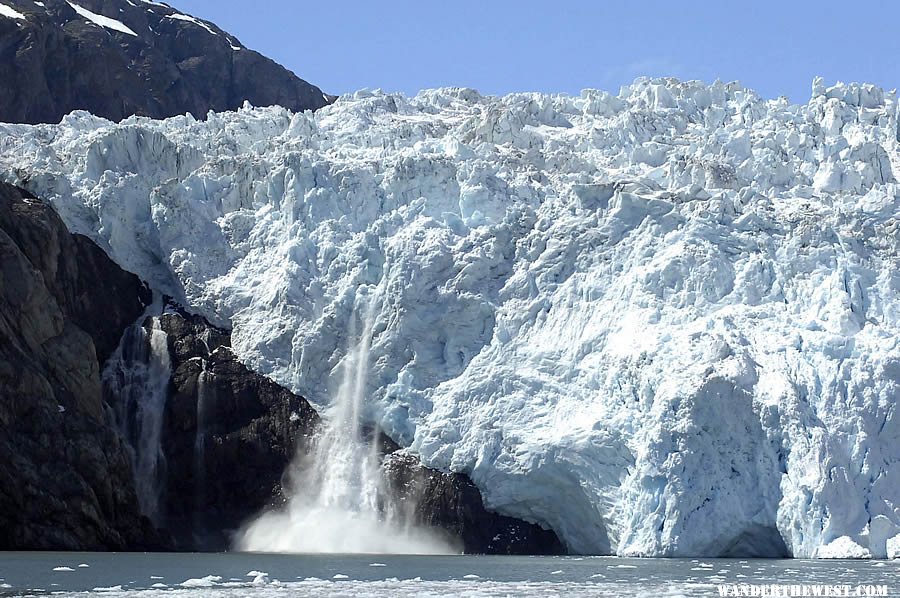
[0,0,332,124]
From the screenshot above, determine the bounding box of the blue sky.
[172,0,899,103]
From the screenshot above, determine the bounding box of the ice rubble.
[1,77,899,558]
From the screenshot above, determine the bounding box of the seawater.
[0,553,897,597]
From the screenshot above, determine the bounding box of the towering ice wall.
[1,77,898,557]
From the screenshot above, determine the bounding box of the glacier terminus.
[1,76,898,559]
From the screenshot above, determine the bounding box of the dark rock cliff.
[153,309,318,550]
[0,0,331,124]
[0,183,158,549]
[383,452,565,555]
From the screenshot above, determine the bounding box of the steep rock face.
[0,0,330,124]
[154,309,318,550]
[0,183,152,362]
[383,452,565,555]
[0,183,157,549]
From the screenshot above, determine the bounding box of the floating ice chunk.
[817,536,872,559]
[246,571,269,585]
[77,564,89,568]
[180,575,223,587]
[887,534,900,559]
[462,574,480,579]
[52,566,74,572]
[332,574,349,580]
[369,563,387,567]
[66,2,137,35]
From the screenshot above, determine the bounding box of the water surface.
[1,552,897,597]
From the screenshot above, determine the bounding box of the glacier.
[1,76,899,558]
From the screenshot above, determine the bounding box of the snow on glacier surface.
[1,77,899,558]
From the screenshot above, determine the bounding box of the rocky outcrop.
[0,183,158,549]
[153,309,319,550]
[0,0,331,124]
[383,450,565,555]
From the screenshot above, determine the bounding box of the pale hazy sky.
[171,0,899,102]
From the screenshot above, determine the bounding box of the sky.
[171,0,899,103]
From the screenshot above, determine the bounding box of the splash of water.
[236,290,457,554]
[103,299,172,524]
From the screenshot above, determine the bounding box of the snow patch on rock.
[164,13,217,37]
[66,1,138,36]
[0,3,26,20]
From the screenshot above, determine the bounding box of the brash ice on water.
[235,286,456,554]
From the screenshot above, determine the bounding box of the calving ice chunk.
[1,77,899,558]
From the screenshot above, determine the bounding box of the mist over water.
[236,289,457,554]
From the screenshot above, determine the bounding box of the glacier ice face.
[1,77,899,557]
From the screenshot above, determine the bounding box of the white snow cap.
[1,77,898,559]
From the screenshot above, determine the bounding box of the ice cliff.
[1,76,898,558]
